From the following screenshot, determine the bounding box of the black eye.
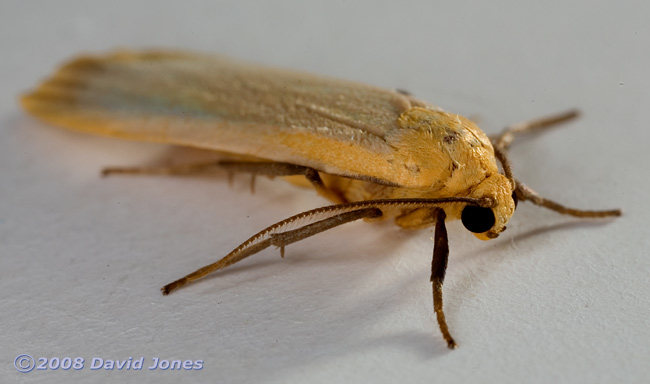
[461,205,496,233]
[512,191,518,209]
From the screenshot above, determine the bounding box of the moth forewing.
[21,49,621,349]
[22,51,426,186]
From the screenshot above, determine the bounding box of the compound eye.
[512,191,519,209]
[461,205,496,233]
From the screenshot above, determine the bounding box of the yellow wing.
[21,50,494,189]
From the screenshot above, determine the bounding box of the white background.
[1,1,648,383]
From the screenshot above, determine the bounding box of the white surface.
[1,1,648,383]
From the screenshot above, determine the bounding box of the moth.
[21,50,621,348]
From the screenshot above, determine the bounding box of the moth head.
[462,173,515,240]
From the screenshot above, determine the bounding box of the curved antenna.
[161,196,491,295]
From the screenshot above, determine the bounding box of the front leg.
[430,208,457,349]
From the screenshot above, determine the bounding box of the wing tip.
[20,53,109,118]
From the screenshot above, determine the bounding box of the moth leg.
[430,208,457,349]
[103,160,342,200]
[490,110,580,191]
[218,161,345,202]
[102,160,323,185]
[161,207,383,295]
[102,160,261,193]
[394,208,437,229]
[102,161,221,177]
[218,161,321,193]
[492,110,580,151]
[514,179,622,218]
[491,111,622,217]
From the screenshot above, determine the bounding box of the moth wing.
[21,50,438,186]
